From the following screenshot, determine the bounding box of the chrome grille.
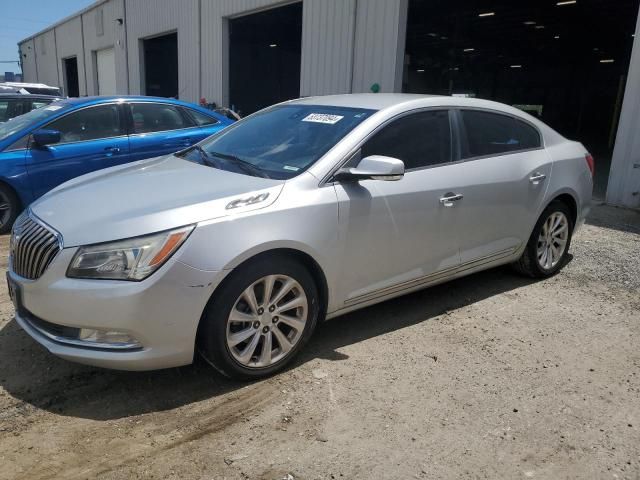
[10,213,62,280]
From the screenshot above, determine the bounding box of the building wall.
[351,0,407,93]
[607,12,640,209]
[54,17,87,96]
[19,40,37,83]
[300,0,356,96]
[32,30,59,88]
[82,0,128,96]
[124,0,200,101]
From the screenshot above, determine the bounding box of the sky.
[0,0,94,74]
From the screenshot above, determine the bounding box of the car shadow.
[0,266,539,421]
[585,203,640,235]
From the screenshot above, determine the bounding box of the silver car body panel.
[10,94,592,370]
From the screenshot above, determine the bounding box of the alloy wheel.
[226,274,308,368]
[537,211,569,270]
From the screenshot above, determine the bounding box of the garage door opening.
[63,56,79,97]
[403,0,639,199]
[95,47,116,95]
[143,32,178,98]
[229,2,302,116]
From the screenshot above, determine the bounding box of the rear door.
[181,106,227,139]
[126,102,212,161]
[451,109,551,264]
[26,103,129,198]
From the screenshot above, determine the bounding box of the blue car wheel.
[0,183,19,234]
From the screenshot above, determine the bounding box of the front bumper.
[9,247,227,371]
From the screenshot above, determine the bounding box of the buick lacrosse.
[8,94,592,379]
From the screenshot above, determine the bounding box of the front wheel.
[512,200,574,278]
[197,255,320,380]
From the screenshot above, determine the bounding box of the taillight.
[585,153,595,177]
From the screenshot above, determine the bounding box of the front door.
[333,110,461,306]
[26,103,129,199]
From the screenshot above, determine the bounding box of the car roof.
[0,93,59,100]
[290,93,536,114]
[289,93,563,136]
[0,82,58,89]
[290,93,440,110]
[56,95,200,107]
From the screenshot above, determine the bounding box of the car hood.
[30,155,285,247]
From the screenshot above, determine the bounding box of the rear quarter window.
[460,110,541,158]
[184,108,220,126]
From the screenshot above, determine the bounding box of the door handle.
[104,147,121,156]
[439,192,464,207]
[529,172,547,184]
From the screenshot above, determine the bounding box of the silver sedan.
[7,94,593,379]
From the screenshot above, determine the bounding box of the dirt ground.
[0,203,638,480]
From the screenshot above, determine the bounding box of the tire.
[197,254,320,380]
[0,183,20,235]
[512,200,574,278]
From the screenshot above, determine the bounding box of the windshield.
[180,104,375,179]
[0,102,68,141]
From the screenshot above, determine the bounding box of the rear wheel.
[512,200,574,278]
[197,255,320,379]
[0,184,20,234]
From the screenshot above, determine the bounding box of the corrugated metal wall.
[607,10,640,208]
[352,0,407,93]
[300,0,356,96]
[19,0,406,102]
[19,40,37,83]
[54,17,87,96]
[124,0,201,101]
[32,30,59,88]
[82,0,128,96]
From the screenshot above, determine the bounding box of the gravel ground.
[0,203,638,480]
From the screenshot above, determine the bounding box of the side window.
[185,108,220,126]
[460,110,541,158]
[0,100,9,122]
[30,100,51,110]
[130,103,191,134]
[361,110,452,170]
[46,104,123,143]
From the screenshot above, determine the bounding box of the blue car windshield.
[181,104,375,179]
[0,102,70,142]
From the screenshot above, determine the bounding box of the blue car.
[0,96,233,232]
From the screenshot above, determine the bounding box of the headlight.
[67,225,194,281]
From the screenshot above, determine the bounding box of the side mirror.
[334,155,405,182]
[32,129,61,147]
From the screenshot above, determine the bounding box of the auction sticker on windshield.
[302,113,344,124]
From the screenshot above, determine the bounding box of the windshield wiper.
[177,145,222,169]
[208,151,271,179]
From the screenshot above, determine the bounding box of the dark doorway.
[63,57,79,97]
[403,0,639,198]
[229,2,302,116]
[143,32,178,98]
